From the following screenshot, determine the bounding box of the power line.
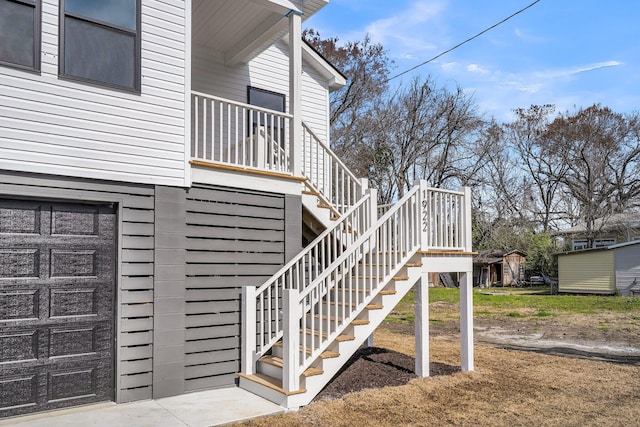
[385,0,542,82]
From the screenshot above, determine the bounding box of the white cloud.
[534,61,623,79]
[364,0,448,60]
[466,63,489,74]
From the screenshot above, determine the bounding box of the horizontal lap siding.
[192,41,330,144]
[0,0,187,187]
[184,185,285,391]
[559,251,615,294]
[0,172,155,402]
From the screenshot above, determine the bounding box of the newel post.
[282,288,300,392]
[288,10,303,177]
[418,180,429,251]
[241,286,257,375]
[462,186,472,252]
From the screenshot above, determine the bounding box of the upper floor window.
[60,0,140,92]
[0,0,41,71]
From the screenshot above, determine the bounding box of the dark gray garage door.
[0,199,116,418]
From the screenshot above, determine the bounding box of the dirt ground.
[235,307,640,427]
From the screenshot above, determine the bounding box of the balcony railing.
[191,91,292,173]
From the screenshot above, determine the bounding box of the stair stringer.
[289,262,422,408]
[239,257,422,409]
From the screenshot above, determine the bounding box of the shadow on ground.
[314,347,459,401]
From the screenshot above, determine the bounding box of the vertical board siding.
[184,185,286,391]
[0,0,187,187]
[0,172,155,403]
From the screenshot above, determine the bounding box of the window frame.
[0,0,42,72]
[58,0,141,93]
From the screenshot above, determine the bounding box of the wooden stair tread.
[259,355,324,378]
[302,190,320,196]
[379,289,397,295]
[366,304,384,310]
[351,319,370,326]
[317,203,332,209]
[303,367,324,377]
[237,372,306,396]
[303,329,356,342]
[320,350,340,359]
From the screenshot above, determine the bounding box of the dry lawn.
[235,329,640,427]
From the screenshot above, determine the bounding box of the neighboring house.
[557,241,640,296]
[473,249,526,287]
[0,0,475,419]
[558,212,640,251]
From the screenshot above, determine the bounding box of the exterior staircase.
[188,91,473,409]
[237,123,474,408]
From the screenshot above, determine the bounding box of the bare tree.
[545,105,640,245]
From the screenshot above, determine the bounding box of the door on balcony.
[248,85,286,146]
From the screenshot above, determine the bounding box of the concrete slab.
[0,387,285,427]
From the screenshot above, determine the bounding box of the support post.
[415,272,429,377]
[366,334,374,348]
[460,271,474,371]
[288,11,303,177]
[282,288,300,391]
[241,286,257,375]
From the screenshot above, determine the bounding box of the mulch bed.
[314,346,460,401]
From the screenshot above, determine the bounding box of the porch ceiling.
[192,0,328,65]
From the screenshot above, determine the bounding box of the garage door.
[0,199,116,418]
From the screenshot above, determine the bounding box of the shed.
[557,240,640,295]
[473,249,526,287]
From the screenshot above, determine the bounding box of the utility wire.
[385,0,542,82]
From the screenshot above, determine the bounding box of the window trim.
[58,0,141,93]
[0,0,42,73]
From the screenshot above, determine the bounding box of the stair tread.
[379,289,397,295]
[351,319,370,326]
[366,304,384,310]
[237,372,306,396]
[273,342,342,359]
[302,190,320,196]
[303,329,355,342]
[259,355,325,378]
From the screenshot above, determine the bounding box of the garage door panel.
[0,289,39,321]
[0,249,40,278]
[0,201,42,234]
[0,199,116,418]
[0,330,38,363]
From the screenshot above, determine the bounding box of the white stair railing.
[281,184,422,390]
[191,91,292,173]
[241,191,377,374]
[421,186,471,251]
[302,123,362,214]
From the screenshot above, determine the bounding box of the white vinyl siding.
[558,251,616,294]
[0,0,187,187]
[192,40,330,145]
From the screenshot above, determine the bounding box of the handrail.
[191,92,292,173]
[289,185,422,381]
[302,122,362,214]
[250,191,376,359]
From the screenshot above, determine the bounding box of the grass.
[385,287,640,324]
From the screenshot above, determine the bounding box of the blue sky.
[305,0,640,121]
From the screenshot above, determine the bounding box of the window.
[0,0,41,71]
[247,86,286,142]
[60,0,140,92]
